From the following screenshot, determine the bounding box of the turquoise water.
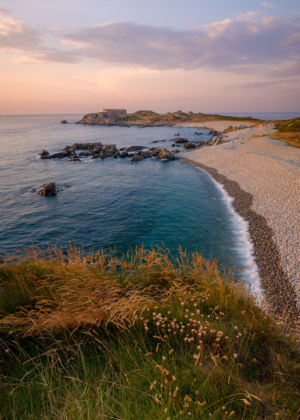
[0,115,259,286]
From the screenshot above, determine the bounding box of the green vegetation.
[271,118,300,148]
[123,111,261,124]
[1,246,300,419]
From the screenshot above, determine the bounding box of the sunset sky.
[0,0,300,114]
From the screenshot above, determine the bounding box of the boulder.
[173,137,188,144]
[30,188,36,193]
[69,158,82,162]
[126,146,146,152]
[61,120,68,124]
[158,149,175,161]
[119,151,128,158]
[40,150,49,156]
[184,142,197,149]
[37,182,57,196]
[131,155,144,162]
[172,149,181,154]
[98,153,105,159]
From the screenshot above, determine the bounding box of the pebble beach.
[178,121,300,326]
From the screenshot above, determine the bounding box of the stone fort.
[98,109,127,118]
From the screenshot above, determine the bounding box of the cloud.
[0,11,300,77]
[0,8,10,15]
[0,12,78,63]
[261,2,277,7]
[57,17,300,73]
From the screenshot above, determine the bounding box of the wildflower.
[156,322,160,327]
[234,326,238,330]
[172,376,176,381]
[162,356,166,361]
[241,311,246,315]
[241,399,251,406]
[233,354,238,359]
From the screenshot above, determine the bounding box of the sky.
[0,0,300,114]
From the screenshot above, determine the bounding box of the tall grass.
[0,246,299,419]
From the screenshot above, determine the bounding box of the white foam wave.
[196,168,262,296]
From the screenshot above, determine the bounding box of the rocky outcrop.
[131,155,144,162]
[223,125,248,133]
[126,146,146,152]
[158,149,175,160]
[173,137,188,143]
[40,150,49,156]
[37,182,57,196]
[184,142,197,149]
[61,120,68,124]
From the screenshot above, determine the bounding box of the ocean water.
[0,114,260,290]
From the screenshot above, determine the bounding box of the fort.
[98,109,127,118]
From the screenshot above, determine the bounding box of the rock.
[126,146,147,152]
[173,137,188,144]
[98,153,105,159]
[61,120,68,124]
[172,144,176,147]
[148,148,160,157]
[119,151,128,158]
[37,182,57,196]
[0,255,4,264]
[131,155,144,162]
[172,149,181,154]
[158,149,175,160]
[91,155,99,159]
[30,188,36,193]
[105,152,114,157]
[174,133,180,136]
[69,158,82,162]
[184,142,197,149]
[40,149,49,156]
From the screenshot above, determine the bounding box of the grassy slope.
[270,118,300,148]
[0,246,300,419]
[123,112,260,124]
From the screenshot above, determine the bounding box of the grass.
[271,118,300,148]
[0,245,300,419]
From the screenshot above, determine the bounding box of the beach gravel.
[178,122,300,326]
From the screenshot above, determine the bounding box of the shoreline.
[179,155,300,326]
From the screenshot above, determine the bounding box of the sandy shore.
[178,121,300,323]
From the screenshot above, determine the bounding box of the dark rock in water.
[91,155,99,159]
[126,146,147,152]
[172,144,175,147]
[105,152,114,158]
[40,149,49,156]
[119,151,128,158]
[113,154,118,158]
[98,153,105,159]
[61,120,68,124]
[173,137,188,143]
[37,182,57,196]
[131,155,144,162]
[174,133,180,136]
[184,142,197,149]
[158,149,175,161]
[148,147,160,157]
[172,149,181,154]
[119,147,126,151]
[30,188,36,193]
[69,158,82,162]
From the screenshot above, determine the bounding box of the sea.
[2,112,295,291]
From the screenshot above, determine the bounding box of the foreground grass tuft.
[0,246,300,419]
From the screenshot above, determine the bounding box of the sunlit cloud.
[0,11,299,77]
[261,2,277,8]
